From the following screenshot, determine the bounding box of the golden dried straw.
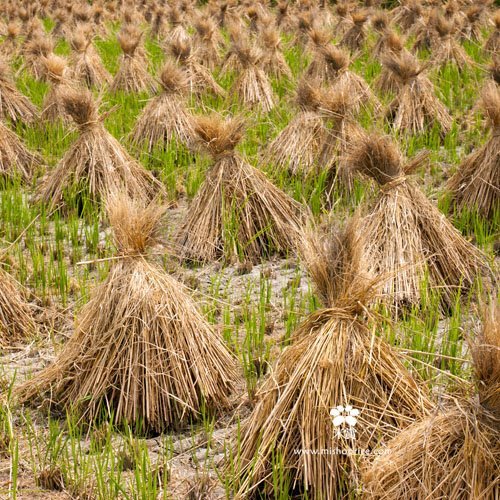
[230,43,275,112]
[130,61,196,152]
[0,59,38,124]
[0,121,42,181]
[0,264,37,346]
[446,84,500,218]
[362,302,500,499]
[176,114,304,263]
[169,38,226,98]
[110,27,156,94]
[264,78,326,176]
[36,87,165,208]
[17,193,238,431]
[233,221,432,498]
[349,133,492,312]
[68,29,111,89]
[384,51,452,136]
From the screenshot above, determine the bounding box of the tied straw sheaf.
[233,220,432,499]
[17,193,238,432]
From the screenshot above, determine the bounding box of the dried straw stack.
[0,121,42,182]
[341,10,369,52]
[0,264,37,347]
[36,87,165,209]
[429,13,472,71]
[485,10,500,54]
[233,222,432,498]
[169,38,226,99]
[68,29,111,89]
[22,35,54,81]
[264,79,327,176]
[319,88,367,191]
[349,134,491,313]
[110,26,156,94]
[230,43,275,112]
[0,59,39,124]
[460,4,487,42]
[374,33,410,95]
[362,302,500,499]
[17,194,237,432]
[192,17,224,70]
[383,52,452,136]
[40,54,73,124]
[176,114,304,263]
[446,84,500,219]
[165,5,189,45]
[0,23,21,57]
[260,28,292,80]
[306,45,380,113]
[130,61,196,152]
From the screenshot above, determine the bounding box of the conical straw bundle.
[17,193,238,431]
[0,59,39,124]
[362,302,500,499]
[36,87,165,208]
[446,84,500,218]
[349,133,491,312]
[233,222,432,498]
[130,61,196,152]
[176,114,304,263]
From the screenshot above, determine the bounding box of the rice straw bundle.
[110,27,156,94]
[264,79,326,176]
[17,193,237,431]
[460,4,487,42]
[276,1,294,32]
[36,87,165,209]
[371,11,392,56]
[412,9,440,52]
[71,3,92,29]
[485,10,500,54]
[0,264,37,347]
[443,0,465,24]
[150,7,167,40]
[68,29,111,89]
[51,9,69,39]
[349,133,491,312]
[230,44,275,112]
[318,88,367,191]
[130,62,196,152]
[0,121,42,181]
[169,38,226,98]
[165,6,189,45]
[334,2,354,37]
[490,57,500,86]
[393,0,423,31]
[176,114,304,263]
[446,84,500,218]
[429,13,472,70]
[384,52,452,136]
[22,35,54,81]
[340,10,369,52]
[192,17,224,70]
[374,33,411,94]
[306,45,380,113]
[0,59,39,124]
[220,27,250,75]
[233,222,432,498]
[260,28,292,79]
[0,22,21,56]
[362,302,500,499]
[40,54,73,124]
